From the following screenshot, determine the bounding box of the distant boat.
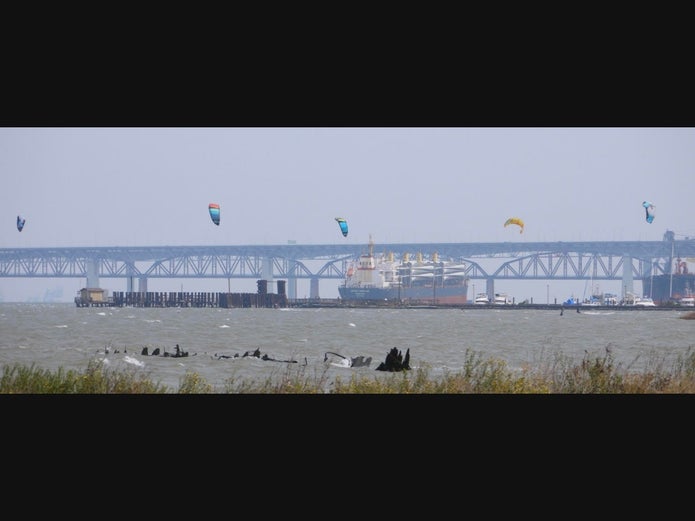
[680,288,695,307]
[581,296,601,306]
[581,291,619,306]
[623,293,656,307]
[474,293,490,304]
[492,293,513,305]
[603,293,620,306]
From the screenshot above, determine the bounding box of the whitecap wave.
[123,356,145,367]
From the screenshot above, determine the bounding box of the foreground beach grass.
[3,345,695,393]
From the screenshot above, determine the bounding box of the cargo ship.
[338,236,469,304]
[642,257,695,304]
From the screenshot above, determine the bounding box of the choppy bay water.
[1,303,694,392]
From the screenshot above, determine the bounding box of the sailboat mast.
[669,238,674,299]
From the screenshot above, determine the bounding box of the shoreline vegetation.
[3,338,695,393]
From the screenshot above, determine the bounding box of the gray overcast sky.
[1,127,694,302]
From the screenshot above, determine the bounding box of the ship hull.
[338,284,468,304]
[643,273,695,304]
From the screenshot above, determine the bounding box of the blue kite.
[642,201,655,224]
[335,217,348,237]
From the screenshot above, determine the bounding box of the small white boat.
[581,293,619,306]
[678,287,695,307]
[581,297,601,306]
[474,293,490,304]
[603,293,620,306]
[492,293,513,305]
[622,292,656,307]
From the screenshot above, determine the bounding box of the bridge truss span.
[1,236,694,299]
[489,251,658,281]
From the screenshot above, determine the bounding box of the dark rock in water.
[261,353,297,363]
[350,355,372,367]
[172,344,189,357]
[160,344,189,357]
[375,347,410,372]
[141,346,149,356]
[237,348,296,363]
[215,353,239,359]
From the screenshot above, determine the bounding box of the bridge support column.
[86,259,99,289]
[261,257,275,294]
[485,278,494,300]
[287,261,301,300]
[287,277,297,299]
[138,277,148,293]
[310,277,320,299]
[622,254,634,299]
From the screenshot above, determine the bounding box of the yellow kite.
[504,217,524,234]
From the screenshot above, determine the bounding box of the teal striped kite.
[209,203,220,226]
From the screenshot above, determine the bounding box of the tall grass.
[2,347,695,393]
[0,359,168,394]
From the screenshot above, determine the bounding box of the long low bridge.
[1,230,694,300]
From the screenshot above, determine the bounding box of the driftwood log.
[213,348,297,363]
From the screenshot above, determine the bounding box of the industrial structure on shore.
[75,279,288,308]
